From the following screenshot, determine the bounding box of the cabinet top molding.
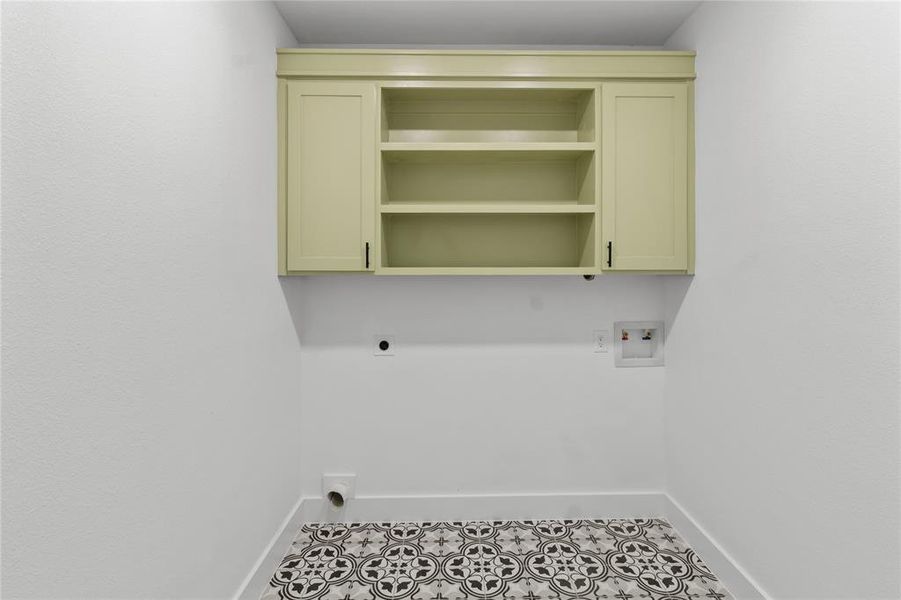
[276,49,696,80]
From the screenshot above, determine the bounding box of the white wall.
[287,275,666,497]
[1,3,301,598]
[664,3,900,599]
[9,2,897,598]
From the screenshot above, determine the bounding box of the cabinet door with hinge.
[282,81,375,272]
[602,82,689,271]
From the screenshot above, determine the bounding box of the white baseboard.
[234,495,307,600]
[663,494,770,600]
[299,490,667,523]
[234,491,766,600]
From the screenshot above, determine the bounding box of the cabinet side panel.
[686,81,696,274]
[277,79,288,275]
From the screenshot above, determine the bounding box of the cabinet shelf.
[377,267,599,276]
[381,142,596,151]
[381,142,595,161]
[379,203,596,214]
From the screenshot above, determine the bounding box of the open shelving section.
[377,86,600,274]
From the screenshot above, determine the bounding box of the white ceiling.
[274,1,701,47]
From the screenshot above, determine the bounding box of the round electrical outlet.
[374,335,395,356]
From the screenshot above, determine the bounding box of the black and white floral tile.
[260,519,732,600]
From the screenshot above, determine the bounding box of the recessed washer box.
[614,321,664,367]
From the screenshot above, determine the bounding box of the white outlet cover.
[374,335,395,356]
[593,329,610,353]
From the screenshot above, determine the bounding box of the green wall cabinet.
[277,50,695,276]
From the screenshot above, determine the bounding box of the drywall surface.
[664,3,900,599]
[286,275,666,497]
[1,3,301,598]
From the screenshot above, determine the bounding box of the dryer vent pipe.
[327,482,349,509]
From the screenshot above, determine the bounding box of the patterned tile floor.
[261,519,732,600]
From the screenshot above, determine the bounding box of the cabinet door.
[602,83,688,271]
[285,81,375,271]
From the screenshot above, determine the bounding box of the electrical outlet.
[374,335,395,356]
[593,329,610,353]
